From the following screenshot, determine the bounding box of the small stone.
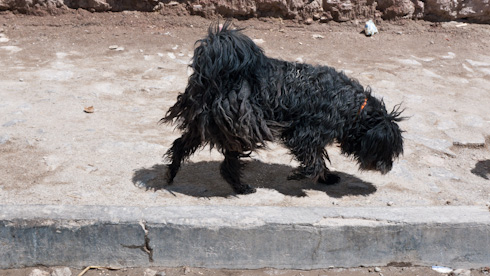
[396,31,403,35]
[144,268,157,276]
[83,164,98,173]
[312,34,325,39]
[387,201,394,206]
[109,45,119,50]
[167,52,176,59]
[305,18,314,25]
[295,57,304,63]
[29,269,50,276]
[51,267,72,276]
[320,16,330,23]
[432,266,453,274]
[374,267,381,272]
[156,272,166,276]
[192,4,203,11]
[252,38,265,44]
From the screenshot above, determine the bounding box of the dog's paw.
[318,173,340,185]
[234,184,257,195]
[287,168,306,181]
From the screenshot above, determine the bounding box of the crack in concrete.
[121,221,154,262]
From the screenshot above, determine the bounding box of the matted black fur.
[161,21,404,194]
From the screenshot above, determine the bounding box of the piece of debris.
[432,266,453,274]
[253,38,265,44]
[364,20,378,36]
[84,106,95,113]
[312,34,325,39]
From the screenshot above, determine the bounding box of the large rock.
[0,0,66,15]
[424,0,490,22]
[0,0,489,23]
[323,0,377,21]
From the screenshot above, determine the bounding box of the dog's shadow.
[471,160,490,180]
[132,160,377,198]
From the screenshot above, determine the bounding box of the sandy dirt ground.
[1,10,490,276]
[1,11,489,208]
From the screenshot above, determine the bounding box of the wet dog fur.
[161,21,404,194]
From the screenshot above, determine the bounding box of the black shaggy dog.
[161,21,404,194]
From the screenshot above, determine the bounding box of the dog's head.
[341,96,404,174]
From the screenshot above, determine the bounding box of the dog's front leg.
[284,130,340,185]
[220,151,256,194]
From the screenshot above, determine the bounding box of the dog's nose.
[376,161,392,174]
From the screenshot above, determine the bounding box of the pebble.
[51,267,72,276]
[144,268,157,276]
[312,34,325,39]
[252,38,265,44]
[305,18,314,25]
[167,52,176,59]
[432,266,453,273]
[83,164,98,173]
[374,267,381,272]
[387,201,394,206]
[0,33,8,43]
[29,269,50,276]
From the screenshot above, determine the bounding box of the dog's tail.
[162,20,274,152]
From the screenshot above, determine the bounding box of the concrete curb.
[1,205,489,269]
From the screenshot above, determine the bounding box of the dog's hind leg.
[165,131,201,184]
[220,151,257,194]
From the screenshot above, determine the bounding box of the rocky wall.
[0,0,488,23]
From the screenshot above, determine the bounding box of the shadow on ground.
[132,160,376,198]
[471,160,490,180]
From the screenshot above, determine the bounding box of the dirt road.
[1,12,489,207]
